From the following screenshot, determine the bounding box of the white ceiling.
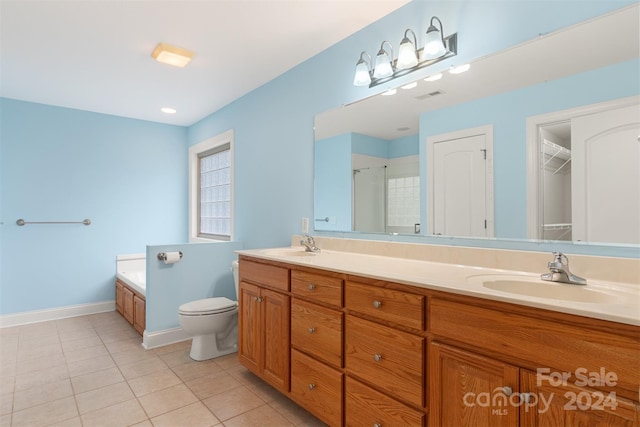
[0,0,410,126]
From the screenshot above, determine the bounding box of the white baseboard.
[0,301,115,328]
[142,327,190,350]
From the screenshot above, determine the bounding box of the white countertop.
[237,246,640,326]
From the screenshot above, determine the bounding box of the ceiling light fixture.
[449,64,470,74]
[151,43,194,68]
[381,88,397,96]
[352,15,457,88]
[401,82,418,90]
[424,73,443,82]
[161,107,177,114]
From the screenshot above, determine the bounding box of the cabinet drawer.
[345,281,424,330]
[291,298,343,368]
[239,259,289,291]
[291,349,343,427]
[345,315,424,407]
[291,269,342,307]
[346,377,424,427]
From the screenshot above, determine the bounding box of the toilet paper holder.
[157,251,183,262]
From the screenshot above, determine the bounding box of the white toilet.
[178,260,240,361]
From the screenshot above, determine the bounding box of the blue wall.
[314,134,351,232]
[1,1,638,317]
[0,99,188,315]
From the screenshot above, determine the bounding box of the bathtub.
[116,254,146,296]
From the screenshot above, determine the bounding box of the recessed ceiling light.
[161,107,177,114]
[381,88,397,96]
[424,73,443,82]
[401,82,418,90]
[449,64,470,74]
[152,43,194,68]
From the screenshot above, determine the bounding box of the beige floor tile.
[46,416,82,427]
[110,347,158,366]
[150,401,220,427]
[171,359,222,382]
[152,340,191,356]
[223,404,295,427]
[18,322,57,340]
[80,398,148,427]
[213,352,240,370]
[14,364,69,392]
[186,370,242,400]
[55,316,93,331]
[16,352,66,375]
[63,343,109,363]
[127,368,182,397]
[157,348,193,367]
[70,366,124,394]
[270,395,326,427]
[137,383,199,418]
[98,327,141,344]
[118,355,167,380]
[0,413,10,427]
[75,381,134,414]
[246,379,282,403]
[87,312,125,326]
[18,333,60,348]
[13,378,73,412]
[61,335,103,352]
[0,392,13,415]
[129,420,153,427]
[58,327,98,342]
[0,375,14,395]
[17,342,63,362]
[11,396,78,427]
[0,363,16,381]
[202,386,265,421]
[104,337,144,354]
[67,354,115,377]
[226,365,263,386]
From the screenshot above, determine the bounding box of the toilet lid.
[178,297,237,315]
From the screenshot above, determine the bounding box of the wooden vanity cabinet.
[237,255,639,427]
[115,279,145,335]
[238,259,290,393]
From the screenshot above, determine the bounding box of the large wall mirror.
[314,5,639,246]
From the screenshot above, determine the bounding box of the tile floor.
[0,311,325,427]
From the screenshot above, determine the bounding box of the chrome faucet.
[541,252,586,285]
[300,234,320,253]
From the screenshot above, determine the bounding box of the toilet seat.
[179,297,237,316]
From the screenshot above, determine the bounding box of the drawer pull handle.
[502,386,513,396]
[308,327,316,334]
[308,383,315,390]
[374,423,382,427]
[254,297,263,303]
[372,300,382,308]
[373,354,383,362]
[308,284,316,291]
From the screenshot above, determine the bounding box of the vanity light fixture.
[397,29,419,70]
[423,16,447,60]
[352,15,457,88]
[353,52,373,86]
[152,43,194,68]
[373,41,394,79]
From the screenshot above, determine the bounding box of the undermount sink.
[259,247,320,257]
[467,274,623,304]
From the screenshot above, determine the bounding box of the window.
[189,130,234,242]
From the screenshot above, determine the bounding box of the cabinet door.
[133,295,145,335]
[262,288,290,393]
[238,281,261,374]
[428,342,519,427]
[115,281,124,314]
[122,286,134,324]
[520,370,640,427]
